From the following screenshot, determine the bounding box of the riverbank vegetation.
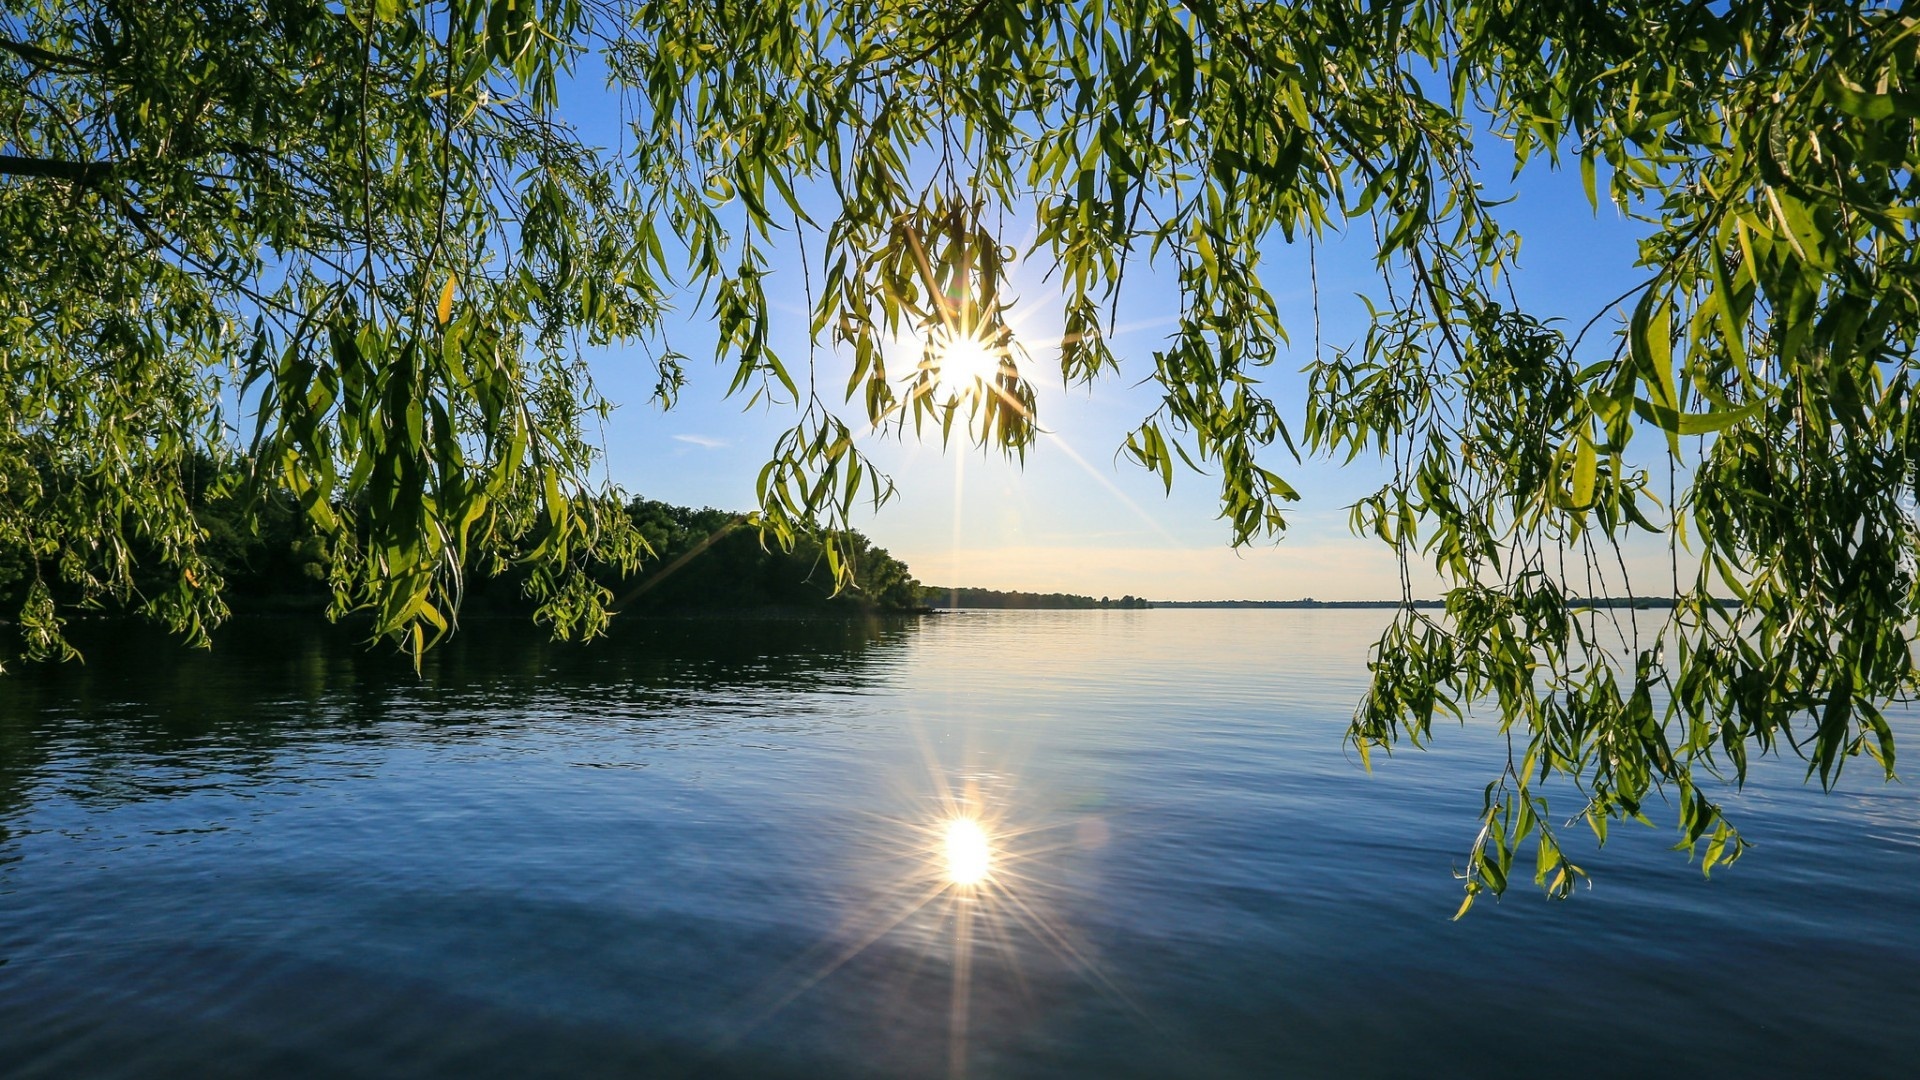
[0,461,925,648]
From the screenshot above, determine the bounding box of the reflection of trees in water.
[0,710,35,867]
[0,614,922,828]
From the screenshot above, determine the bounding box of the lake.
[1,610,1915,1077]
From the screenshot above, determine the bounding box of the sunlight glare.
[930,328,1004,400]
[944,817,992,886]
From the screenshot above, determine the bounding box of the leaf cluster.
[2,0,665,664]
[610,0,1920,909]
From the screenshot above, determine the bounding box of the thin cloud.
[672,434,728,449]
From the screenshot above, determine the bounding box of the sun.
[927,326,1005,401]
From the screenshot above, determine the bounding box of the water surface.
[1,611,1915,1077]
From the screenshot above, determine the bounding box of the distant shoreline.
[1142,597,1688,609]
[922,585,1698,611]
[1145,599,1437,609]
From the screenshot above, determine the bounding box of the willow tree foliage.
[2,0,659,661]
[6,1,1918,908]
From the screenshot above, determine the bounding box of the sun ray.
[990,881,1159,1029]
[972,900,1039,1009]
[1039,430,1192,548]
[717,878,957,1044]
[948,894,975,1079]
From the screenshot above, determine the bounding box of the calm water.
[1,610,1915,1077]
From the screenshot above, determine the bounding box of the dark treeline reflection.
[0,614,920,820]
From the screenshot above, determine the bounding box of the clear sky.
[566,80,1674,602]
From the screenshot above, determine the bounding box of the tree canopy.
[5,0,1919,910]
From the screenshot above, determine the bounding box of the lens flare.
[944,817,992,886]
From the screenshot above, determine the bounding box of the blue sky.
[566,79,1674,601]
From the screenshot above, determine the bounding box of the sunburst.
[924,325,1009,404]
[943,816,993,887]
[713,756,1149,1080]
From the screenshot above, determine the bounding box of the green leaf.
[1570,435,1596,508]
[1631,399,1761,436]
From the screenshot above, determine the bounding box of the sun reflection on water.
[718,770,1143,1080]
[943,817,992,887]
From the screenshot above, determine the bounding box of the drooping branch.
[0,154,118,185]
[0,36,94,72]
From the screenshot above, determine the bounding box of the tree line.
[0,456,925,654]
[920,587,1149,609]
